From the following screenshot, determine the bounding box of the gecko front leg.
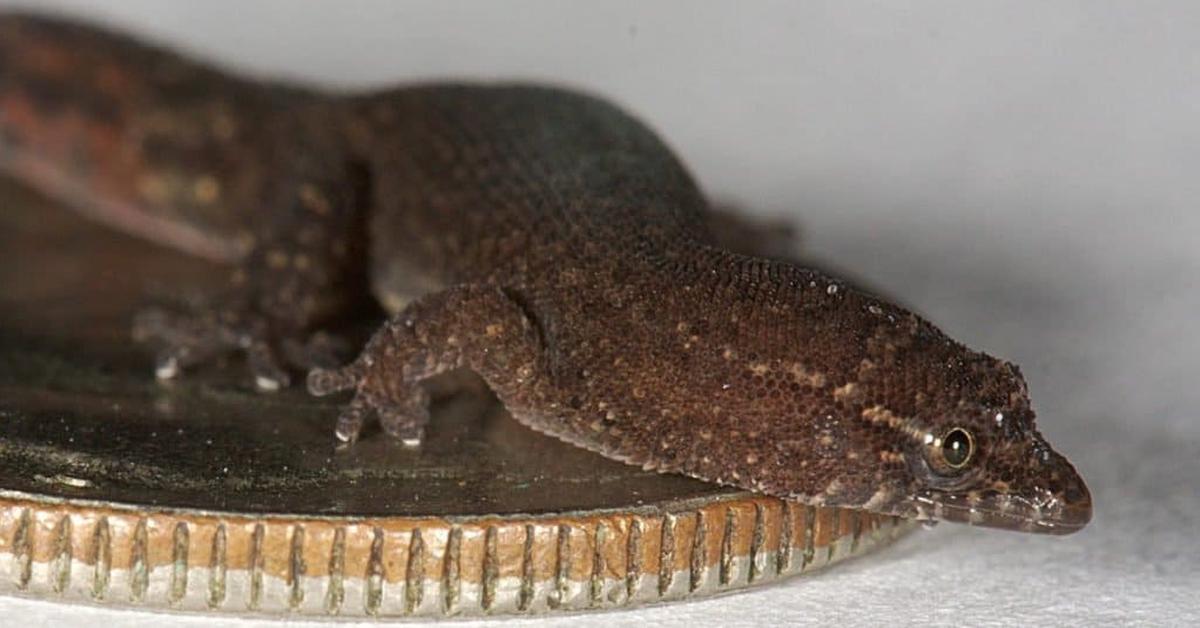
[307,284,547,444]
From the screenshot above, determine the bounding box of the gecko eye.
[940,427,974,469]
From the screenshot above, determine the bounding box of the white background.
[1,1,1197,626]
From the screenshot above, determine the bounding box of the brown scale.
[0,12,1090,534]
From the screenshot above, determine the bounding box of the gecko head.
[792,293,1098,535]
[877,354,1093,535]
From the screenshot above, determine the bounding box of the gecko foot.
[133,306,345,391]
[308,359,431,445]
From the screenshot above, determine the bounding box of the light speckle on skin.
[137,174,169,203]
[299,182,332,214]
[862,405,900,427]
[833,382,859,401]
[789,362,826,387]
[192,175,220,204]
[863,405,926,441]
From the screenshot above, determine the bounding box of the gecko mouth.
[906,462,1092,535]
[908,486,1092,535]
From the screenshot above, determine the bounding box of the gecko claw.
[333,396,369,443]
[306,363,371,442]
[247,341,290,390]
[154,354,181,380]
[378,387,430,444]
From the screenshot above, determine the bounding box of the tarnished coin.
[0,179,913,617]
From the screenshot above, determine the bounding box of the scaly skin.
[0,13,1091,534]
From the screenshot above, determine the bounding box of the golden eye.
[941,427,974,469]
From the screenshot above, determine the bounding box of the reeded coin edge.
[0,489,914,617]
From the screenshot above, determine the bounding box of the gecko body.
[0,14,1091,534]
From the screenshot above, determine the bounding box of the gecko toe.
[153,347,219,380]
[306,364,362,396]
[377,391,431,445]
[334,396,369,443]
[154,353,181,380]
[132,299,341,392]
[247,341,290,391]
[398,429,425,448]
[141,309,229,380]
[309,354,432,446]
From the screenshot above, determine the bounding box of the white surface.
[2,2,1197,626]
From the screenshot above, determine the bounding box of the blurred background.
[1,1,1196,626]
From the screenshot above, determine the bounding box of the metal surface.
[0,178,914,617]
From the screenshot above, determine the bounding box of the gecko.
[0,14,1091,535]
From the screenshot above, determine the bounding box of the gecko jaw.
[908,492,1090,535]
[905,466,1092,535]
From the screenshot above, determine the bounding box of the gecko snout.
[910,447,1092,535]
[1008,447,1093,535]
[1038,460,1093,533]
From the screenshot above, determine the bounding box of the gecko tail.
[0,12,307,262]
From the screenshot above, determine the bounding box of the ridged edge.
[0,491,914,617]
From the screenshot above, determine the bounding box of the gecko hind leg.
[133,134,373,391]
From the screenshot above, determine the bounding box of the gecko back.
[0,13,305,261]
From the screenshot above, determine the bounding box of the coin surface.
[0,178,913,617]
